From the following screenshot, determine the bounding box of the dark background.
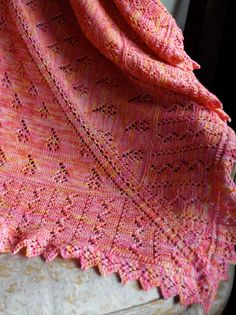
[184,1,235,313]
[184,0,234,130]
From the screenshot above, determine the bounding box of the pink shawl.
[0,1,235,313]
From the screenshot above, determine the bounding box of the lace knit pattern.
[0,1,235,314]
[113,0,201,71]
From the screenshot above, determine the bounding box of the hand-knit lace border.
[1,170,235,315]
[1,2,235,315]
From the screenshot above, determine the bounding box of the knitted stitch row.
[0,1,235,314]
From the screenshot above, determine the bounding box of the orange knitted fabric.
[0,1,235,313]
[113,0,201,70]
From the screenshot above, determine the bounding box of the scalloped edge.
[0,233,235,315]
[1,2,235,314]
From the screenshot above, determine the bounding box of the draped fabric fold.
[112,0,201,71]
[0,0,235,314]
[69,0,230,123]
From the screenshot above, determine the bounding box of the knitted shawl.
[0,1,235,313]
